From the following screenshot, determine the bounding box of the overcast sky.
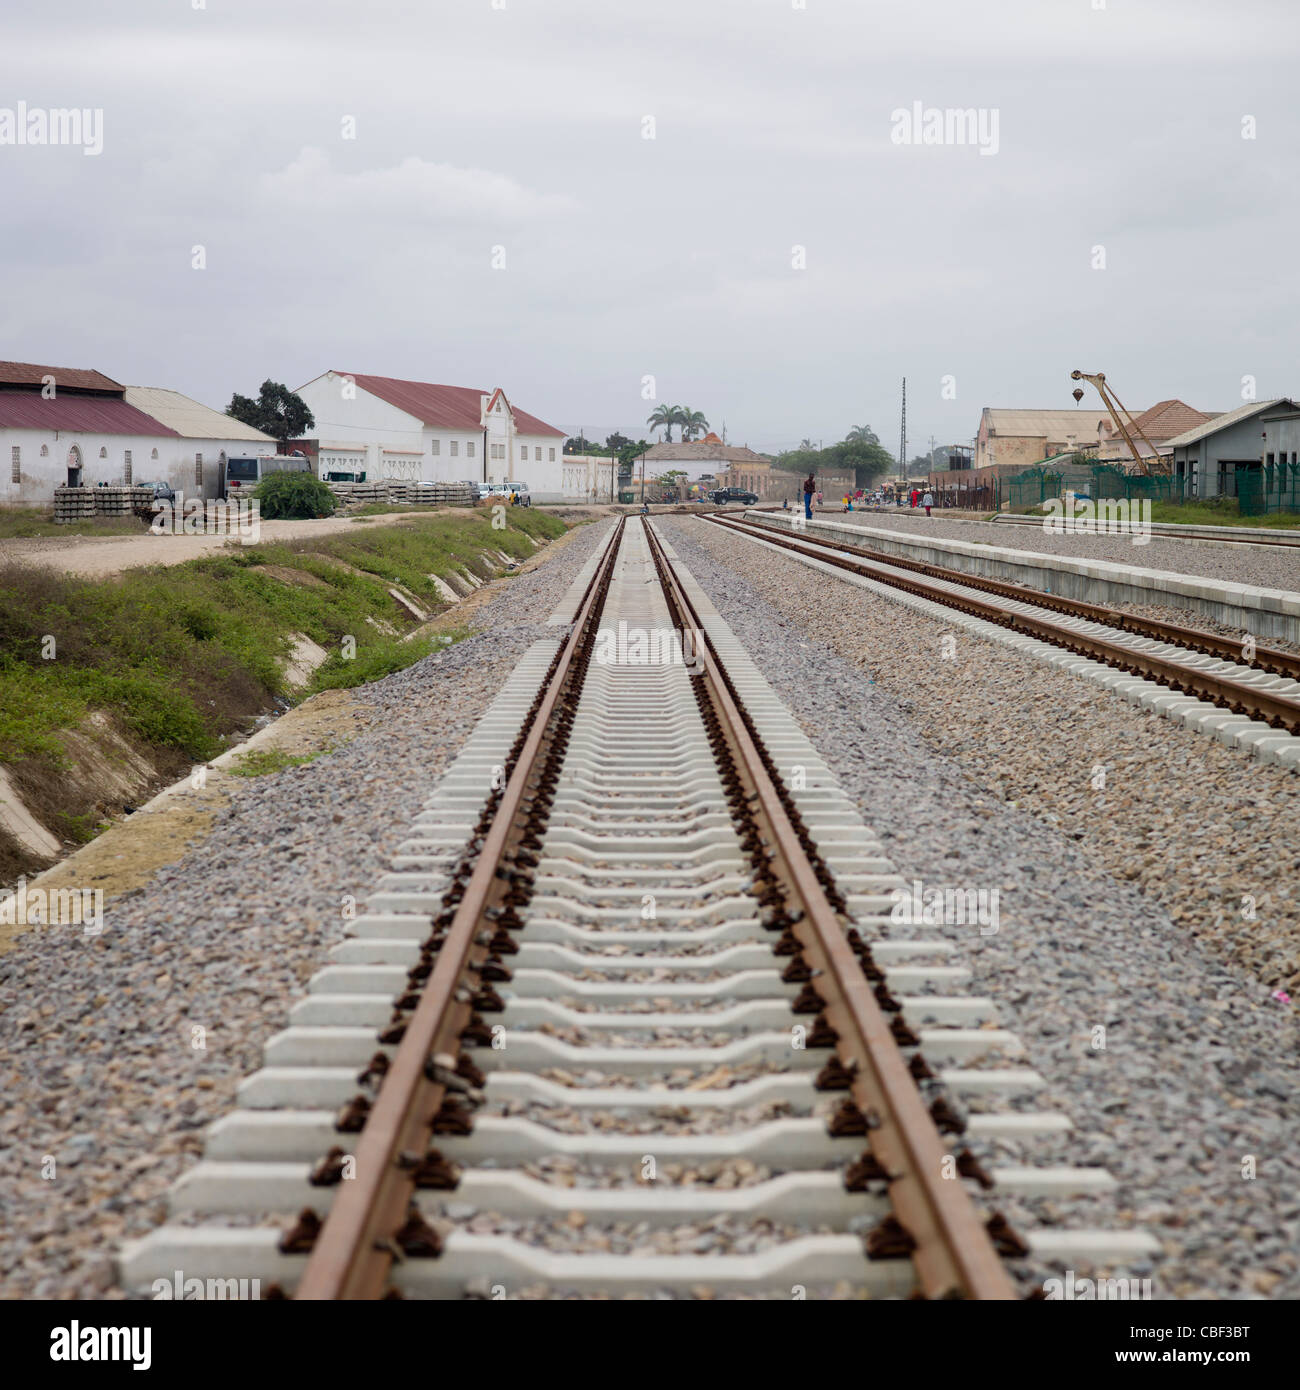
[3,0,1297,458]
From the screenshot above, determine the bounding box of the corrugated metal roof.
[0,392,179,436]
[1163,399,1291,449]
[644,441,770,463]
[124,386,274,442]
[332,372,565,437]
[983,408,1110,438]
[0,361,123,392]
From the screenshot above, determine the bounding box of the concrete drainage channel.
[118,518,1154,1299]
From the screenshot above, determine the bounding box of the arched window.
[66,444,83,487]
[39,444,48,457]
[99,446,108,458]
[151,448,158,460]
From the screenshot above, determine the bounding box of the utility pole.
[899,379,907,481]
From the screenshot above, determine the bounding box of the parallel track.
[709,512,1300,736]
[118,517,1154,1299]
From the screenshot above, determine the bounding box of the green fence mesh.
[1237,464,1300,516]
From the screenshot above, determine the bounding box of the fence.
[1237,463,1300,516]
[1004,465,1193,510]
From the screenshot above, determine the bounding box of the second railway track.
[119,516,1155,1299]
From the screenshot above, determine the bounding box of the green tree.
[845,424,879,445]
[226,380,315,443]
[253,471,337,519]
[679,409,709,441]
[647,405,678,441]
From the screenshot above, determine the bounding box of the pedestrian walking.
[922,489,934,517]
[802,472,815,519]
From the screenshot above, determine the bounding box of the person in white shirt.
[922,490,934,517]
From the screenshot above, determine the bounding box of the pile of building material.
[53,486,155,524]
[327,480,477,511]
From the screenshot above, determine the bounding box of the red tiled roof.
[0,394,179,435]
[337,372,565,437]
[0,361,123,393]
[1125,399,1214,441]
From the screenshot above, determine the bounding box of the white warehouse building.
[0,361,274,503]
[294,371,569,495]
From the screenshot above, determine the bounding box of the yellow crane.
[1070,370,1170,476]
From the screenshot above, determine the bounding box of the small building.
[1165,399,1300,499]
[1261,404,1300,468]
[975,408,1109,472]
[1096,399,1219,465]
[643,436,774,496]
[294,371,566,491]
[122,386,276,497]
[0,361,274,504]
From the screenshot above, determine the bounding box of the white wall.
[0,427,254,502]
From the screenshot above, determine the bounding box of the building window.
[151,448,158,460]
[467,441,475,458]
[450,440,459,458]
[39,444,48,457]
[549,447,555,461]
[195,452,203,486]
[99,446,108,458]
[10,446,19,483]
[124,449,132,483]
[534,446,542,461]
[520,445,527,460]
[431,439,441,456]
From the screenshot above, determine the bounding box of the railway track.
[709,512,1300,755]
[119,516,1154,1299]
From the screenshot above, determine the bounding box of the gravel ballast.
[662,514,1300,1301]
[0,516,614,1299]
[815,508,1300,591]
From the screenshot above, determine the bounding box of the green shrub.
[254,472,338,520]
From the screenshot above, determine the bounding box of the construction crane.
[1069,370,1170,476]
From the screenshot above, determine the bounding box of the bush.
[254,471,337,520]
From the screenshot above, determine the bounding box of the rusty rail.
[294,517,627,1300]
[643,520,1016,1300]
[709,514,1300,733]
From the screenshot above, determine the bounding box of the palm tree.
[679,408,709,442]
[846,424,879,445]
[647,404,677,441]
[799,437,817,452]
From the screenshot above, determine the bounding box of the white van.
[223,454,311,498]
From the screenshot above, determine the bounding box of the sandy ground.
[0,515,415,577]
[0,505,618,578]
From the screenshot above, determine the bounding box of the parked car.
[140,480,175,503]
[709,487,759,505]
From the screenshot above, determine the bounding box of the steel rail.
[707,514,1300,734]
[295,517,627,1300]
[716,513,1300,681]
[643,520,1016,1300]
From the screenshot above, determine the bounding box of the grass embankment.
[0,507,150,539]
[0,508,565,871]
